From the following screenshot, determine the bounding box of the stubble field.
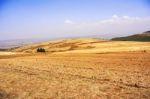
[0,51,150,99]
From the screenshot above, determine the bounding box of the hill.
[11,38,150,53]
[12,38,104,52]
[111,31,150,41]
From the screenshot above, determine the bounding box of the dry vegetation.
[0,39,150,99]
[12,38,150,54]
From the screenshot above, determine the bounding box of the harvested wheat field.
[0,51,150,99]
[0,39,150,99]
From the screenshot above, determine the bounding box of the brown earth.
[0,51,150,99]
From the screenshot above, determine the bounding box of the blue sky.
[0,0,150,40]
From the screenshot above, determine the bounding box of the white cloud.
[26,15,149,39]
[101,15,142,24]
[112,14,119,19]
[64,19,74,24]
[122,16,130,19]
[62,15,150,38]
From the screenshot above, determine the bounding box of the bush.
[37,48,46,52]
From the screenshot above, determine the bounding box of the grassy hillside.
[112,31,150,41]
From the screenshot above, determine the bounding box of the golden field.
[0,39,150,99]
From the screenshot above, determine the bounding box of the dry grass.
[0,39,150,98]
[13,38,150,53]
[0,51,150,99]
[12,38,150,54]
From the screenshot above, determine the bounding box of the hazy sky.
[0,0,150,40]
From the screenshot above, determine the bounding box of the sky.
[0,0,150,40]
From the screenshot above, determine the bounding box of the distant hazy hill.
[0,38,51,49]
[112,31,150,41]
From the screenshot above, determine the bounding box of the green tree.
[37,48,45,52]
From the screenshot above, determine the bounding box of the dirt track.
[0,51,150,99]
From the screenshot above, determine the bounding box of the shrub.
[37,48,46,52]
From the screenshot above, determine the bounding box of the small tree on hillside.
[37,48,46,52]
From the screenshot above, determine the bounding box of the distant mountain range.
[112,31,150,41]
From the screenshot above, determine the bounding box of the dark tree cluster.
[37,48,46,52]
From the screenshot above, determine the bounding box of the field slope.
[12,38,150,53]
[0,38,150,99]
